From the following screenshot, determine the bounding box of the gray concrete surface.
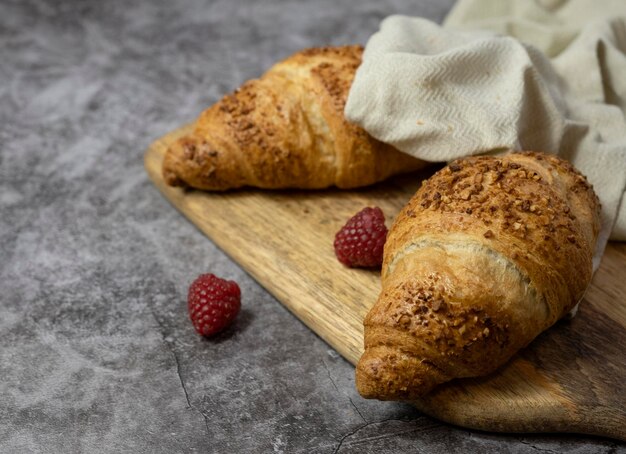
[0,0,624,452]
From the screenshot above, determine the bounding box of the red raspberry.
[187,274,241,337]
[334,207,388,268]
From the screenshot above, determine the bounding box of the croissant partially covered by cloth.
[162,46,425,190]
[162,0,626,401]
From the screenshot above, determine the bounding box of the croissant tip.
[163,169,186,187]
[355,351,436,401]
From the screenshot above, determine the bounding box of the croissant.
[162,45,425,190]
[356,152,600,401]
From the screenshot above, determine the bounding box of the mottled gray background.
[0,0,623,452]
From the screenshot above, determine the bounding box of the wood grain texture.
[145,125,626,440]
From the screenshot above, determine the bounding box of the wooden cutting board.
[145,125,626,441]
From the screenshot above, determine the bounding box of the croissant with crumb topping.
[162,45,425,190]
[356,152,600,401]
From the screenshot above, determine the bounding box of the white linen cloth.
[345,0,626,265]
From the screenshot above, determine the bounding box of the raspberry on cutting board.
[334,207,388,268]
[188,273,241,337]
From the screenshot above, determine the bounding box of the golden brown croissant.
[162,45,425,190]
[356,152,600,401]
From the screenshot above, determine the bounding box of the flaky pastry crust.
[162,45,425,190]
[356,152,601,400]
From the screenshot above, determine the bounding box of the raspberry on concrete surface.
[188,273,241,337]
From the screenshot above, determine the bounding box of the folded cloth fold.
[345,0,626,260]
